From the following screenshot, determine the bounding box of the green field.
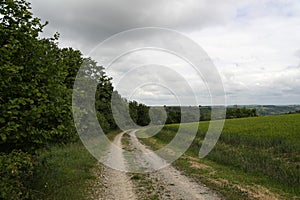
[141,114,300,199]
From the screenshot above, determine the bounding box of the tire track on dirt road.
[100,132,137,200]
[126,129,221,200]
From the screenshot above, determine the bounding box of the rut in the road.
[99,132,137,200]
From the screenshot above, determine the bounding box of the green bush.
[0,150,34,200]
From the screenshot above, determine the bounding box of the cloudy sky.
[29,0,300,105]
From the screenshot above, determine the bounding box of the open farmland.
[140,114,300,199]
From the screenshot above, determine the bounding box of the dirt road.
[89,130,220,200]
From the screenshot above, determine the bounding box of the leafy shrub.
[0,150,34,200]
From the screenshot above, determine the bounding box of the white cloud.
[189,2,300,104]
[29,0,300,105]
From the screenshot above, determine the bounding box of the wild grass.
[29,141,97,199]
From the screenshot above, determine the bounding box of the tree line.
[162,106,257,124]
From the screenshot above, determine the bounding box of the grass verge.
[29,130,122,199]
[30,141,97,199]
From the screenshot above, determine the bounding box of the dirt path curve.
[90,130,220,200]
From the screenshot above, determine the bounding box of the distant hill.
[227,105,300,116]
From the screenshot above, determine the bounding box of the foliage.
[91,58,117,132]
[0,150,34,200]
[129,101,150,126]
[226,107,257,119]
[161,106,257,124]
[0,0,83,152]
[0,0,118,151]
[0,0,151,149]
[163,106,180,124]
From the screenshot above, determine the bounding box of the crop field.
[143,114,300,198]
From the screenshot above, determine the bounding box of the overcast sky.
[29,0,300,105]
